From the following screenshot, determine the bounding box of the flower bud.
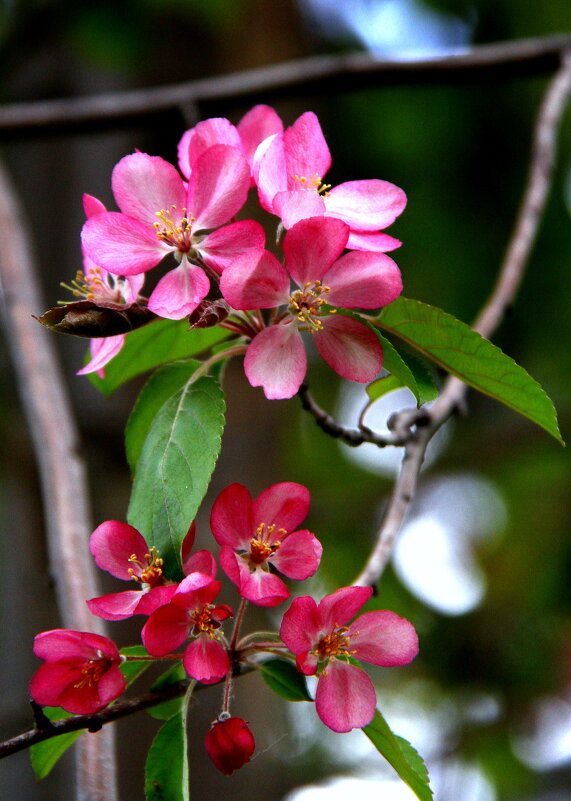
[205,717,255,775]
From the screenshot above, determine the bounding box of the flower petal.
[348,611,419,666]
[188,145,250,230]
[178,118,242,179]
[325,179,406,231]
[77,335,125,378]
[244,325,307,400]
[89,520,149,580]
[219,249,289,310]
[255,132,288,211]
[183,636,230,684]
[112,152,187,226]
[147,261,210,320]
[314,315,383,383]
[237,104,283,171]
[283,217,349,287]
[33,629,120,663]
[210,484,254,548]
[220,549,289,606]
[323,251,403,309]
[87,590,147,621]
[317,586,373,631]
[272,189,325,229]
[346,230,403,252]
[280,595,322,654]
[284,112,331,188]
[81,212,167,276]
[315,661,376,732]
[196,220,266,274]
[142,604,190,656]
[183,549,217,578]
[272,530,322,580]
[252,482,310,534]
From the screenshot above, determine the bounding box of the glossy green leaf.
[120,644,153,685]
[87,318,230,396]
[373,330,438,406]
[127,374,225,580]
[147,663,188,721]
[125,360,201,473]
[366,374,404,402]
[376,297,563,443]
[259,658,312,702]
[30,707,82,781]
[363,708,433,801]
[145,713,189,801]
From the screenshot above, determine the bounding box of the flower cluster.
[30,481,418,774]
[70,105,406,398]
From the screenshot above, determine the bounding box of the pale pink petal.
[81,212,167,275]
[346,230,402,252]
[183,636,230,684]
[77,335,125,377]
[183,549,217,578]
[317,586,373,631]
[348,611,419,666]
[255,133,288,211]
[188,145,250,230]
[147,260,210,320]
[279,595,322,653]
[284,112,331,188]
[196,220,266,274]
[220,250,289,310]
[210,484,254,548]
[89,521,148,580]
[324,179,406,231]
[87,590,145,621]
[237,105,283,170]
[142,604,190,656]
[178,118,242,178]
[125,273,146,301]
[244,325,307,400]
[323,251,403,309]
[272,530,322,580]
[314,315,383,383]
[83,193,107,218]
[315,661,376,732]
[272,189,325,229]
[283,217,349,287]
[112,152,187,226]
[252,483,310,535]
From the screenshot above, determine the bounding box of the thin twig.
[0,162,118,801]
[1,34,571,136]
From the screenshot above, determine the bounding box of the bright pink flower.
[205,716,255,774]
[81,148,263,319]
[29,629,125,715]
[87,521,216,621]
[220,216,402,399]
[280,586,419,733]
[210,482,322,606]
[255,111,406,251]
[141,572,233,684]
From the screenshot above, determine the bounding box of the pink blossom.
[280,586,419,732]
[210,482,322,606]
[29,630,125,715]
[255,111,407,251]
[205,717,255,774]
[220,216,402,399]
[141,572,233,684]
[87,521,216,621]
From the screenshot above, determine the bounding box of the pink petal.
[315,661,376,732]
[83,193,107,218]
[323,251,403,309]
[348,611,419,666]
[147,260,210,320]
[87,590,146,621]
[255,133,288,211]
[272,189,325,229]
[95,664,127,706]
[183,549,217,578]
[135,585,179,616]
[30,662,81,707]
[283,217,349,287]
[89,520,149,580]
[172,572,221,608]
[279,595,322,654]
[77,335,125,377]
[181,522,197,561]
[314,315,383,383]
[183,636,230,684]
[317,586,373,631]
[284,112,331,188]
[219,548,289,606]
[112,152,187,226]
[252,483,310,535]
[244,325,307,400]
[188,145,250,230]
[220,249,289,310]
[237,104,283,171]
[178,118,241,179]
[272,530,322,580]
[196,220,266,274]
[324,179,407,231]
[81,212,167,275]
[296,652,318,675]
[141,604,190,656]
[210,484,254,549]
[33,629,120,663]
[346,230,403,252]
[125,273,146,301]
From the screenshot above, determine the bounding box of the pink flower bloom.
[280,586,419,733]
[220,216,402,399]
[81,148,263,319]
[87,521,216,621]
[29,629,125,715]
[210,482,322,607]
[141,572,233,684]
[205,717,255,775]
[255,111,407,251]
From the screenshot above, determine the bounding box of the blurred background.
[1,1,571,799]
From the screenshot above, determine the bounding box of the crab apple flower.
[205,716,255,775]
[220,216,402,399]
[142,572,233,684]
[210,482,322,607]
[254,111,407,252]
[87,521,216,621]
[280,586,419,733]
[29,630,125,715]
[81,147,263,319]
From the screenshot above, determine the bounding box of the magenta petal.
[211,484,254,548]
[272,530,322,580]
[83,193,107,218]
[315,661,376,732]
[96,664,127,707]
[235,561,290,607]
[279,595,322,654]
[142,604,189,656]
[33,629,120,663]
[188,145,250,230]
[237,104,283,169]
[317,586,373,631]
[87,590,145,621]
[147,261,210,320]
[283,217,349,287]
[30,662,81,707]
[347,230,403,252]
[325,179,407,231]
[220,249,289,310]
[112,152,187,226]
[219,547,243,589]
[284,112,331,187]
[314,315,383,383]
[135,585,179,616]
[183,549,217,578]
[81,212,166,276]
[252,483,310,535]
[77,335,125,377]
[179,118,242,178]
[323,251,403,309]
[183,636,229,684]
[296,652,318,675]
[89,520,148,580]
[244,325,307,400]
[272,190,325,229]
[348,611,419,666]
[197,220,266,275]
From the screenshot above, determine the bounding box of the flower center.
[247,523,285,566]
[128,547,164,588]
[60,266,125,303]
[73,656,110,689]
[289,280,333,332]
[293,173,331,196]
[191,604,222,637]
[154,206,195,252]
[315,624,355,665]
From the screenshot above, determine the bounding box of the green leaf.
[147,663,188,721]
[373,331,439,407]
[145,713,189,801]
[125,360,201,473]
[87,318,230,396]
[127,374,225,580]
[120,644,153,685]
[376,297,563,443]
[366,374,404,402]
[259,658,312,702]
[30,707,82,781]
[363,708,433,801]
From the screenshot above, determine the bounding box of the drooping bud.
[205,716,255,775]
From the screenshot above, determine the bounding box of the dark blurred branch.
[1,34,571,136]
[0,162,118,800]
[353,48,571,589]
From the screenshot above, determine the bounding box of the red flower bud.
[205,717,255,775]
